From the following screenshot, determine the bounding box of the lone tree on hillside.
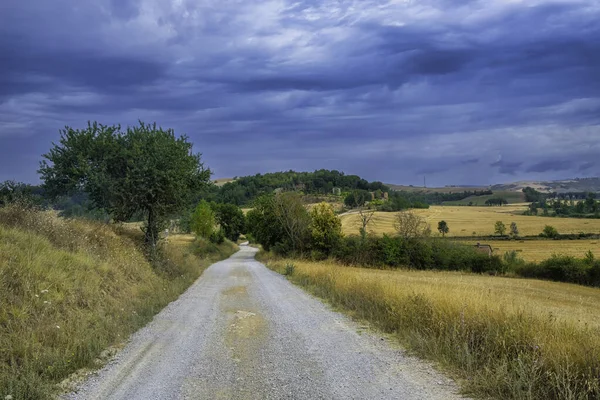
[394,211,430,239]
[39,122,211,246]
[356,207,376,239]
[541,225,559,239]
[437,220,449,237]
[510,222,519,238]
[494,221,506,236]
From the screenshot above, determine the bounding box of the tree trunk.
[146,207,159,247]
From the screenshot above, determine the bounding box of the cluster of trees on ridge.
[205,170,389,205]
[523,187,599,218]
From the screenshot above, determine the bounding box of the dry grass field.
[341,205,600,237]
[264,256,600,399]
[460,239,600,262]
[0,207,237,399]
[340,206,600,261]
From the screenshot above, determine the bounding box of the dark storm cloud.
[1,0,600,185]
[0,43,166,98]
[490,160,523,175]
[578,162,596,172]
[527,160,573,173]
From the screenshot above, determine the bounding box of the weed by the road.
[284,262,295,276]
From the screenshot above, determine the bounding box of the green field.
[443,191,525,205]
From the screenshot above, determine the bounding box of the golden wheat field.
[460,239,600,261]
[341,205,600,237]
[264,256,600,398]
[274,258,600,329]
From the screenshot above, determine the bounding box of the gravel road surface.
[65,246,466,400]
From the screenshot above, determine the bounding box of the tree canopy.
[39,121,211,245]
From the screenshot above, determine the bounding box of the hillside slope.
[0,206,237,400]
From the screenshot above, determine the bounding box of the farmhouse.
[475,243,493,256]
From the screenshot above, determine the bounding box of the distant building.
[332,187,341,196]
[474,243,493,257]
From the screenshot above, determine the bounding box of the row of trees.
[211,170,389,205]
[246,193,342,257]
[485,198,508,206]
[526,194,600,217]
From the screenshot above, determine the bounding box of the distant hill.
[387,178,600,195]
[443,191,526,205]
[386,184,490,194]
[207,170,388,205]
[492,177,600,193]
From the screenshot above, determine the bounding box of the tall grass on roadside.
[262,254,600,399]
[0,205,237,400]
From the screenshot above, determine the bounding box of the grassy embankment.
[262,254,600,399]
[0,206,237,400]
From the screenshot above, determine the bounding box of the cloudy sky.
[1,0,599,186]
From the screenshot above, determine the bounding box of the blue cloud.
[1,0,599,185]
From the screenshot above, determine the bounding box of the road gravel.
[65,246,466,400]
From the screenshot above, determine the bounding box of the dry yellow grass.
[263,255,600,399]
[460,239,600,262]
[341,205,600,237]
[0,207,237,400]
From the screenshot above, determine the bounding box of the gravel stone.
[64,246,468,400]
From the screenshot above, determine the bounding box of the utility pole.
[424,176,426,188]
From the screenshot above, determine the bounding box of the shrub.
[209,229,225,244]
[190,200,214,238]
[514,255,600,287]
[309,202,343,255]
[541,225,559,239]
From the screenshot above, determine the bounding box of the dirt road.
[66,246,465,399]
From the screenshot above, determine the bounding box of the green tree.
[212,202,245,242]
[542,225,559,239]
[437,220,449,237]
[510,222,519,238]
[272,192,311,253]
[394,211,430,239]
[190,200,214,238]
[494,221,506,236]
[246,194,283,251]
[310,202,343,254]
[246,193,310,254]
[344,189,370,208]
[39,122,210,246]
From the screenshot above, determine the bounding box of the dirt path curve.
[65,246,466,400]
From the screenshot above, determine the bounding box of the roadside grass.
[261,254,600,399]
[0,205,237,400]
[340,205,600,238]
